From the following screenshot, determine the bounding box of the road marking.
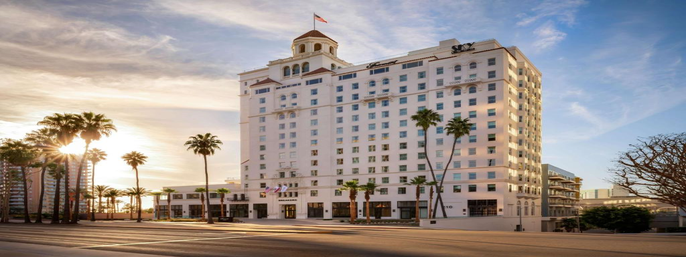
[75,233,286,249]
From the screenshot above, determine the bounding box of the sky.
[1,0,686,208]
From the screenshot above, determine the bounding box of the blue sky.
[1,0,685,193]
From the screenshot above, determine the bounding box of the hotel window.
[368,123,376,130]
[382,133,389,140]
[379,188,388,195]
[399,165,407,172]
[488,96,496,103]
[454,88,461,96]
[310,99,318,106]
[382,78,390,85]
[437,103,444,110]
[310,109,318,116]
[399,74,407,82]
[487,108,496,116]
[417,164,426,172]
[352,168,359,174]
[259,107,266,113]
[488,83,496,91]
[368,134,376,141]
[290,122,296,128]
[336,96,343,103]
[436,127,444,134]
[368,167,376,173]
[260,164,266,170]
[259,145,266,151]
[468,86,477,94]
[487,184,496,192]
[370,67,389,75]
[311,190,318,197]
[470,123,476,131]
[398,187,407,194]
[453,173,462,181]
[488,171,496,179]
[437,79,444,86]
[339,73,357,80]
[259,135,266,142]
[488,58,496,66]
[382,122,389,129]
[453,161,461,168]
[487,159,495,166]
[418,152,426,159]
[399,131,407,138]
[418,71,426,79]
[469,160,476,168]
[381,110,389,118]
[469,135,477,143]
[399,142,407,149]
[352,104,359,111]
[259,117,265,123]
[469,111,476,118]
[487,146,496,154]
[259,97,266,104]
[469,74,477,78]
[469,185,477,192]
[454,64,462,71]
[418,94,426,102]
[352,83,359,89]
[381,100,389,107]
[469,62,477,69]
[418,83,426,90]
[400,108,407,116]
[399,153,407,160]
[399,97,407,104]
[436,91,444,98]
[307,78,322,85]
[488,134,496,141]
[399,86,407,93]
[352,93,359,100]
[453,185,462,193]
[469,98,476,106]
[518,68,523,75]
[488,71,496,78]
[311,119,318,126]
[468,148,476,155]
[488,121,496,129]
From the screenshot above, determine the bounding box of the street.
[0,222,685,256]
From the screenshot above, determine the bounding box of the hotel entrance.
[284,205,296,219]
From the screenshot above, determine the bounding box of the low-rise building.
[158,178,244,219]
[540,164,582,232]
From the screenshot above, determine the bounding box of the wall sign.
[452,43,475,54]
[367,60,398,69]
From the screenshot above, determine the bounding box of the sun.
[59,138,86,154]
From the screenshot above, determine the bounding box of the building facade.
[540,164,582,232]
[238,30,543,231]
[580,184,630,199]
[158,179,243,219]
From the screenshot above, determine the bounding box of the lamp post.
[518,205,522,232]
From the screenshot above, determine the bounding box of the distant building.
[158,178,243,219]
[540,164,582,232]
[580,184,629,199]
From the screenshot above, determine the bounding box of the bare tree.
[611,133,686,213]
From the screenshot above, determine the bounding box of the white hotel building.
[238,30,543,231]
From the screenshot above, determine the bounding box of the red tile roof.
[251,78,281,87]
[294,30,337,43]
[302,67,333,77]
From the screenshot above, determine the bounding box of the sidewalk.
[78,220,335,234]
[0,241,167,257]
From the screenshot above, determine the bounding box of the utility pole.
[575,206,582,233]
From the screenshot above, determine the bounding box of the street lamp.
[518,205,523,232]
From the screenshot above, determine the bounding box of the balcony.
[275,106,301,112]
[549,185,565,190]
[548,175,565,180]
[447,77,482,87]
[363,92,393,101]
[277,166,298,171]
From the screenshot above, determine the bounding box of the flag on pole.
[314,14,328,23]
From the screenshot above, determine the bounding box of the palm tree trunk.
[220,196,225,218]
[62,158,70,224]
[200,194,205,221]
[365,194,370,225]
[90,163,96,221]
[129,195,133,220]
[98,195,102,214]
[432,137,458,218]
[415,185,420,223]
[349,192,355,224]
[422,129,446,218]
[36,165,48,223]
[203,155,214,224]
[135,167,141,222]
[167,194,171,220]
[20,166,31,223]
[51,175,61,224]
[72,143,90,223]
[429,186,434,219]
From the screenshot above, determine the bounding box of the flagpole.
[313,13,315,30]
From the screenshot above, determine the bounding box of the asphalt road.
[0,223,685,257]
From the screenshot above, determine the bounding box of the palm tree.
[38,113,82,223]
[25,128,61,223]
[83,193,94,218]
[47,162,65,224]
[411,109,445,217]
[433,117,472,218]
[87,148,107,221]
[184,133,223,224]
[122,151,147,222]
[195,187,207,221]
[104,189,121,220]
[427,181,438,219]
[94,185,110,214]
[215,188,230,218]
[125,188,136,220]
[149,192,163,220]
[72,112,116,223]
[129,187,149,220]
[163,188,177,220]
[0,139,39,223]
[405,176,429,223]
[360,182,379,224]
[339,180,360,224]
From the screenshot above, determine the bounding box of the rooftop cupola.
[291,30,338,57]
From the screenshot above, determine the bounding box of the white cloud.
[533,21,567,50]
[517,0,587,27]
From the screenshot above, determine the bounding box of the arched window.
[329,46,334,54]
[331,63,336,70]
[524,201,529,216]
[469,86,477,94]
[283,66,291,76]
[299,44,305,53]
[280,95,287,101]
[278,114,285,120]
[302,62,310,73]
[382,78,389,85]
[314,43,322,51]
[454,88,461,96]
[291,93,298,99]
[517,201,521,216]
[292,64,300,75]
[470,62,477,69]
[289,112,296,118]
[454,65,461,72]
[369,80,376,87]
[531,203,536,216]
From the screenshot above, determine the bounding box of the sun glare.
[59,139,86,154]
